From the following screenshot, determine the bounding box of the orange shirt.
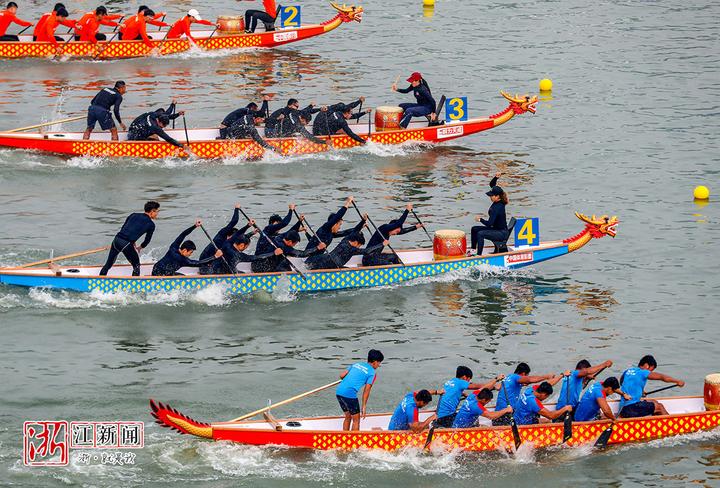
[120,13,153,47]
[263,0,277,17]
[145,11,169,28]
[75,12,120,43]
[35,12,68,45]
[0,9,32,36]
[33,11,75,38]
[166,15,213,41]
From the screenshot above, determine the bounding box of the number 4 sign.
[514,218,540,247]
[279,6,301,28]
[445,97,468,122]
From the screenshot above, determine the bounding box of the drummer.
[392,72,437,128]
[618,355,684,418]
[0,2,32,42]
[361,203,422,267]
[244,0,278,33]
[166,9,215,43]
[470,172,509,255]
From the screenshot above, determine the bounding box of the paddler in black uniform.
[303,196,367,256]
[306,232,387,270]
[250,230,325,273]
[151,220,223,276]
[226,113,278,152]
[127,108,184,147]
[83,80,127,141]
[254,204,296,256]
[313,105,369,145]
[362,203,423,266]
[204,229,283,275]
[218,95,270,139]
[99,201,159,276]
[197,204,250,273]
[312,97,365,135]
[277,109,327,145]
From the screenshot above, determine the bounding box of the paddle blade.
[562,412,573,443]
[511,419,522,449]
[423,422,436,450]
[594,424,613,448]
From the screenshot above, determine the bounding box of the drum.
[433,229,467,261]
[374,106,403,131]
[217,15,245,34]
[704,373,720,410]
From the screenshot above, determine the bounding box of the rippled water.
[1,0,719,486]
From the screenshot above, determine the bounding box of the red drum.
[433,229,467,261]
[374,106,403,131]
[704,373,720,410]
[217,15,245,34]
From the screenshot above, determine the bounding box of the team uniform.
[492,373,523,425]
[74,11,121,42]
[151,225,217,276]
[388,392,422,431]
[87,86,123,131]
[618,367,654,418]
[312,110,366,144]
[254,210,292,255]
[452,391,488,428]
[396,82,436,128]
[336,362,377,415]
[305,236,383,270]
[574,382,607,422]
[127,111,182,147]
[0,8,32,41]
[435,377,470,427]
[119,13,154,47]
[99,213,155,276]
[33,10,75,42]
[362,209,417,267]
[470,176,508,253]
[514,388,544,425]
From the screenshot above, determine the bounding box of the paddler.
[74,6,121,43]
[514,382,573,425]
[249,230,325,273]
[573,377,625,422]
[34,6,75,50]
[434,367,504,428]
[32,3,75,41]
[127,107,185,148]
[361,203,423,267]
[166,9,215,43]
[265,99,323,141]
[469,172,509,255]
[336,349,384,431]
[312,105,370,145]
[618,355,684,418]
[151,220,223,276]
[204,227,284,275]
[388,389,442,432]
[135,6,168,29]
[305,232,386,270]
[302,196,367,255]
[254,204,295,255]
[312,97,366,135]
[119,7,159,48]
[0,2,32,42]
[244,0,278,33]
[83,80,127,141]
[452,388,514,428]
[197,203,243,272]
[99,201,159,276]
[226,112,277,152]
[391,72,437,128]
[554,359,614,417]
[493,362,561,426]
[218,95,270,139]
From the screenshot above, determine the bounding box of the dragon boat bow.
[0,92,537,160]
[0,3,363,60]
[0,213,617,295]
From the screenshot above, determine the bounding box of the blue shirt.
[574,382,606,422]
[388,392,419,430]
[452,391,488,428]
[336,362,376,399]
[619,367,651,409]
[556,370,584,409]
[496,374,522,410]
[436,378,470,418]
[515,388,544,425]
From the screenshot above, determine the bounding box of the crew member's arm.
[339,118,367,144]
[345,98,363,111]
[326,204,348,232]
[170,225,197,251]
[240,248,282,262]
[100,18,120,28]
[482,406,513,421]
[335,218,366,238]
[297,123,327,145]
[578,360,613,379]
[518,373,555,385]
[146,12,169,27]
[138,222,155,249]
[480,205,499,227]
[45,19,58,46]
[540,405,573,421]
[397,224,422,235]
[216,206,241,239]
[59,17,78,29]
[546,373,568,387]
[468,374,505,391]
[264,208,293,235]
[113,94,123,127]
[356,241,386,256]
[151,126,183,147]
[597,396,616,421]
[409,413,436,433]
[647,372,685,387]
[287,242,326,258]
[396,85,413,94]
[360,383,373,417]
[138,17,154,47]
[11,13,32,28]
[256,99,269,118]
[249,126,275,150]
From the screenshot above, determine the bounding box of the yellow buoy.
[423,0,435,6]
[694,185,710,200]
[539,78,553,92]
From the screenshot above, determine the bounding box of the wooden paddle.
[500,381,521,449]
[5,115,86,133]
[16,246,110,268]
[350,201,405,267]
[199,224,238,277]
[410,208,432,245]
[228,380,341,422]
[292,209,343,269]
[645,384,679,396]
[237,208,308,280]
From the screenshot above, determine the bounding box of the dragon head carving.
[575,212,619,238]
[331,3,363,22]
[500,91,538,114]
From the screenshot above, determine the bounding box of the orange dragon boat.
[0,92,537,160]
[150,377,720,452]
[0,3,362,60]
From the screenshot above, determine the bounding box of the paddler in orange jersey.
[32,3,75,41]
[34,6,76,53]
[119,8,159,48]
[166,9,215,43]
[244,0,278,33]
[74,6,121,43]
[135,5,167,29]
[0,2,32,42]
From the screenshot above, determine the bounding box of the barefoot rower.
[0,2,32,42]
[493,362,559,425]
[74,6,121,42]
[618,355,684,418]
[336,349,384,431]
[392,72,437,128]
[166,9,215,42]
[573,377,625,422]
[249,230,325,273]
[361,203,422,267]
[305,232,386,270]
[83,81,126,141]
[151,220,222,276]
[470,172,509,255]
[205,230,283,275]
[219,95,270,139]
[303,197,366,255]
[388,389,442,432]
[127,109,184,147]
[435,367,504,428]
[514,382,573,425]
[555,359,613,416]
[99,201,159,276]
[452,388,514,428]
[244,0,277,33]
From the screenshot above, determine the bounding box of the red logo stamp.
[23,421,69,466]
[506,252,533,264]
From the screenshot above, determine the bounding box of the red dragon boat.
[0,92,537,160]
[0,3,362,60]
[150,387,720,452]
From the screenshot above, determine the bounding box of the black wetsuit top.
[397,83,436,111]
[151,225,217,276]
[305,236,384,270]
[221,100,268,127]
[313,100,362,135]
[127,111,183,147]
[313,111,366,144]
[255,209,293,255]
[367,209,417,248]
[115,212,155,248]
[198,208,241,262]
[303,206,365,252]
[206,235,275,275]
[228,114,273,149]
[251,234,318,273]
[91,87,124,124]
[480,176,508,230]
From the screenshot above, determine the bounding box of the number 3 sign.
[445,97,468,122]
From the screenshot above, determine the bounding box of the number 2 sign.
[279,6,301,28]
[514,218,539,247]
[445,97,468,122]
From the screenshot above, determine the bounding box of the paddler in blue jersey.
[100,201,159,276]
[618,355,684,418]
[514,382,573,425]
[434,366,504,428]
[573,376,626,422]
[336,349,384,431]
[452,388,513,428]
[151,220,223,276]
[554,359,614,418]
[392,72,437,128]
[388,389,442,432]
[493,362,561,426]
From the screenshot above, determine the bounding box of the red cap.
[406,72,422,82]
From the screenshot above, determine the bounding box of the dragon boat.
[0,213,616,295]
[149,393,720,452]
[0,3,362,60]
[0,92,537,160]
